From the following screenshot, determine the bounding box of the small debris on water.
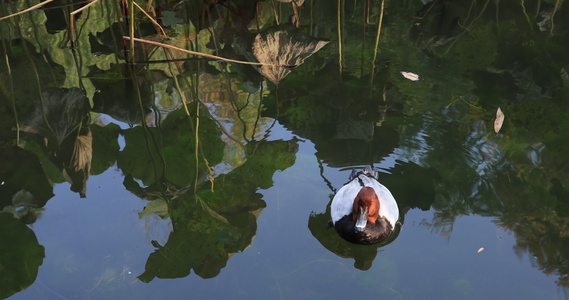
[494,107,505,133]
[401,71,419,81]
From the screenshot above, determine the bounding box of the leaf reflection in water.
[239,26,329,85]
[19,88,92,197]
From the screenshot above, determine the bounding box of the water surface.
[1,0,569,299]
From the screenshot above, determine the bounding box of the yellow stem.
[371,0,385,80]
[550,0,560,36]
[69,0,100,42]
[337,0,342,74]
[132,1,167,37]
[129,0,135,63]
[124,36,294,68]
[0,0,54,21]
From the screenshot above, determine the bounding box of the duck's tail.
[349,166,379,181]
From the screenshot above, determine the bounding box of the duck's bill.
[355,206,368,232]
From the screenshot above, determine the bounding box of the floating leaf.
[494,107,505,133]
[477,247,484,253]
[401,71,419,81]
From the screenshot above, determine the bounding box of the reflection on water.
[18,88,92,197]
[308,207,401,270]
[0,213,45,299]
[133,139,298,281]
[1,0,569,298]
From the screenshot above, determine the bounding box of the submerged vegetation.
[1,0,569,298]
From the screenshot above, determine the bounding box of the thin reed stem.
[123,36,296,68]
[337,0,342,74]
[132,1,166,36]
[370,0,385,83]
[0,0,54,21]
[129,0,135,63]
[550,0,560,36]
[70,0,100,42]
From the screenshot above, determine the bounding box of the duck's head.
[352,187,380,232]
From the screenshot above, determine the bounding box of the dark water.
[1,0,569,299]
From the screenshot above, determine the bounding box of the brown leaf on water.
[494,107,504,133]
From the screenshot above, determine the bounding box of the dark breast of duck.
[334,215,393,245]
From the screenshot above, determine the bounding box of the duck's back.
[331,172,398,225]
[360,175,399,226]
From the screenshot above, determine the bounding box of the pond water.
[1,0,569,299]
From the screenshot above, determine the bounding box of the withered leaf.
[494,107,504,133]
[249,27,329,85]
[401,71,419,82]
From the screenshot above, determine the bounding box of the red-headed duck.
[331,166,399,244]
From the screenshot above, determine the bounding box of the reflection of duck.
[331,166,399,245]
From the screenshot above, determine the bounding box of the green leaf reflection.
[118,107,224,187]
[138,139,297,281]
[0,145,54,212]
[0,212,45,299]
